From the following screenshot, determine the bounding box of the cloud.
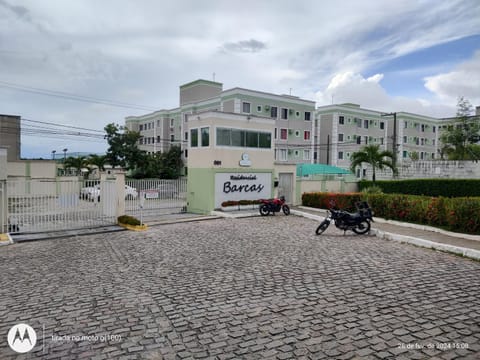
[220,39,267,53]
[316,71,454,117]
[424,50,480,106]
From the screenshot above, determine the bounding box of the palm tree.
[64,156,89,176]
[87,154,107,172]
[350,145,398,183]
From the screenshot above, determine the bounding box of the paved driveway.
[0,216,479,359]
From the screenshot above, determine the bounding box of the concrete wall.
[7,160,57,179]
[296,178,358,205]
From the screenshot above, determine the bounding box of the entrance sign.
[215,173,271,208]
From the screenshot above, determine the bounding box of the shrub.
[302,192,480,235]
[118,215,141,226]
[361,185,383,194]
[359,179,480,197]
[220,199,262,207]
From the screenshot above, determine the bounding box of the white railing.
[125,178,187,219]
[7,178,117,233]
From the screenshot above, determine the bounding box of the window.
[433,126,436,133]
[380,121,385,130]
[364,120,369,129]
[157,120,161,127]
[170,118,174,127]
[364,136,368,144]
[279,149,287,161]
[404,121,408,128]
[356,136,361,144]
[242,102,251,114]
[215,128,271,148]
[338,133,344,142]
[157,136,161,143]
[257,105,262,112]
[304,131,311,140]
[280,128,288,140]
[170,134,175,142]
[274,128,278,139]
[403,151,408,158]
[305,112,311,121]
[139,124,143,131]
[270,106,278,118]
[201,127,210,147]
[296,111,300,117]
[339,116,344,125]
[304,150,311,160]
[281,108,288,119]
[338,151,344,160]
[184,149,188,158]
[294,150,300,157]
[295,130,300,137]
[190,128,198,147]
[403,136,407,143]
[432,139,435,146]
[421,124,425,132]
[380,138,384,145]
[184,132,188,141]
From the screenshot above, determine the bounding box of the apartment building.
[125,79,316,164]
[0,114,21,161]
[316,104,438,175]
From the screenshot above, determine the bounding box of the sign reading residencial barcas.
[215,173,271,208]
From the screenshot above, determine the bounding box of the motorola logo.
[7,323,37,353]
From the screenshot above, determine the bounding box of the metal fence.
[125,178,187,219]
[7,178,117,234]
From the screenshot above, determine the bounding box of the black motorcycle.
[315,201,373,235]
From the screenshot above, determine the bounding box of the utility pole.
[381,112,397,171]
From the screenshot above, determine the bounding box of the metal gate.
[125,178,187,220]
[278,173,293,203]
[6,178,117,234]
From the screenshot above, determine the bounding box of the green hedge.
[359,179,480,197]
[302,192,480,235]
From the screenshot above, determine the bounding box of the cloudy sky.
[1,0,479,158]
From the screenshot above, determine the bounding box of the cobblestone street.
[1,216,479,359]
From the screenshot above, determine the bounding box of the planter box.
[220,204,259,212]
[119,223,148,231]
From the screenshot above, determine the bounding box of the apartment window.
[338,133,344,142]
[281,108,288,120]
[403,151,408,158]
[157,120,161,127]
[270,106,278,118]
[305,112,311,121]
[170,134,175,142]
[296,111,300,117]
[294,150,300,157]
[304,131,311,140]
[139,124,143,131]
[279,149,287,161]
[157,136,161,143]
[242,102,251,114]
[201,127,210,147]
[304,150,311,160]
[280,128,288,140]
[421,124,425,132]
[403,136,407,143]
[380,121,385,130]
[216,128,271,148]
[421,138,424,146]
[433,126,436,133]
[356,136,361,144]
[170,118,174,127]
[364,120,369,129]
[404,121,408,128]
[139,138,143,145]
[364,136,368,144]
[380,138,384,145]
[295,130,300,137]
[274,128,278,139]
[190,128,198,147]
[184,149,188,158]
[432,153,435,159]
[432,139,435,146]
[338,151,344,160]
[339,116,345,125]
[184,132,188,141]
[357,118,362,128]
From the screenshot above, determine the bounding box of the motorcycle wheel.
[315,219,330,235]
[282,205,290,216]
[352,220,371,235]
[259,204,270,216]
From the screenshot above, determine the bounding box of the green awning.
[297,163,352,177]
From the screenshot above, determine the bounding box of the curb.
[293,209,480,261]
[0,233,13,246]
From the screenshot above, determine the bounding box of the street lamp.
[63,148,68,162]
[52,150,56,160]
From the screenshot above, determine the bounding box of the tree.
[104,123,144,170]
[87,154,107,172]
[130,146,183,179]
[440,97,480,160]
[64,156,89,176]
[350,145,398,183]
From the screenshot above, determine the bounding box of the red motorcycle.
[259,196,290,216]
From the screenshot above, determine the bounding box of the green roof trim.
[297,163,352,177]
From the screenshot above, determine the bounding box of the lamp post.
[52,150,56,160]
[63,148,68,162]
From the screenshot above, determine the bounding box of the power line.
[0,80,158,111]
[22,118,105,133]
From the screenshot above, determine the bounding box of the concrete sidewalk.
[295,206,480,260]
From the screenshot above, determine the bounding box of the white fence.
[6,178,117,234]
[125,178,187,219]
